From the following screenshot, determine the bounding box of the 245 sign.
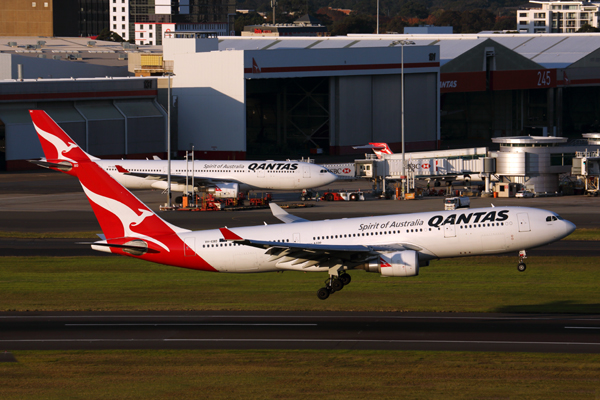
[537,70,552,87]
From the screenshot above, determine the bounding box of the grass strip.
[563,228,600,241]
[1,255,599,312]
[1,350,599,400]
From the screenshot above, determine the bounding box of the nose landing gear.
[316,273,351,300]
[517,250,527,272]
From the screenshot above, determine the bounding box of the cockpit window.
[320,169,331,173]
[546,216,559,222]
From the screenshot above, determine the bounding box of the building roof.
[215,32,600,69]
[0,36,162,68]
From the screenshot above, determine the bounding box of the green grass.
[1,350,599,400]
[1,255,599,312]
[564,228,600,241]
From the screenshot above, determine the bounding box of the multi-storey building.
[109,0,235,45]
[518,0,600,33]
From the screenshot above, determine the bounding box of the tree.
[384,16,407,33]
[460,9,496,33]
[493,15,516,31]
[578,23,600,32]
[234,12,267,36]
[434,10,463,32]
[96,28,125,42]
[399,1,429,19]
[330,14,376,35]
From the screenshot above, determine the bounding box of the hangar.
[4,33,600,172]
[165,33,441,158]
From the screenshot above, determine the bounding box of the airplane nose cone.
[327,172,338,184]
[564,220,576,237]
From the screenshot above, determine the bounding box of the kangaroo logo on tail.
[30,110,97,163]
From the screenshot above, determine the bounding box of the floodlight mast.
[392,40,415,199]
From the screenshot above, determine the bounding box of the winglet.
[220,227,243,241]
[115,165,130,173]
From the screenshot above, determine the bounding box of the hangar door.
[246,77,329,158]
[331,73,438,152]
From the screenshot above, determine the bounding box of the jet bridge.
[572,148,600,195]
[353,147,494,193]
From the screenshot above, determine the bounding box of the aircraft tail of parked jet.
[353,142,393,159]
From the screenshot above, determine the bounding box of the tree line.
[235,0,524,35]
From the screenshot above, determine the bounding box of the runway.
[1,312,600,353]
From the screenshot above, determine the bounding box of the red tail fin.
[29,110,185,241]
[29,110,96,163]
[368,142,393,159]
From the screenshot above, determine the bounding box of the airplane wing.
[219,227,414,269]
[269,203,309,223]
[114,165,238,185]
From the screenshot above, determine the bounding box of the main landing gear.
[317,273,352,300]
[518,250,527,272]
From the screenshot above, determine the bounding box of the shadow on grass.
[494,300,600,314]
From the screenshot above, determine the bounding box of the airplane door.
[303,166,311,178]
[517,213,531,232]
[293,233,300,243]
[257,169,265,178]
[444,224,456,238]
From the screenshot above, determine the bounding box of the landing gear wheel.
[340,273,351,286]
[518,263,526,272]
[331,278,344,292]
[317,287,330,300]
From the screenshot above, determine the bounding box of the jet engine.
[363,251,419,277]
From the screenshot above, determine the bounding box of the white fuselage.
[95,159,337,191]
[175,206,575,273]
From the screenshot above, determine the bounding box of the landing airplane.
[31,139,337,198]
[30,110,576,300]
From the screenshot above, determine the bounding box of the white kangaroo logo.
[81,183,172,252]
[33,122,98,162]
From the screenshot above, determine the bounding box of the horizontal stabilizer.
[269,203,309,224]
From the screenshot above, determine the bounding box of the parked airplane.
[30,137,337,198]
[30,110,576,300]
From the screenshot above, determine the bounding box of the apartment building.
[518,0,600,33]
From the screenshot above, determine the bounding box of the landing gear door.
[444,224,456,238]
[517,213,531,232]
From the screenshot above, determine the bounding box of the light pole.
[392,40,415,198]
[166,72,175,208]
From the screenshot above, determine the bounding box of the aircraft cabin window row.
[310,222,507,241]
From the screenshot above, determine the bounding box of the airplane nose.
[327,171,338,184]
[564,220,576,237]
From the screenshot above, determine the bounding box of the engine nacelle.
[364,251,419,277]
[207,182,239,199]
